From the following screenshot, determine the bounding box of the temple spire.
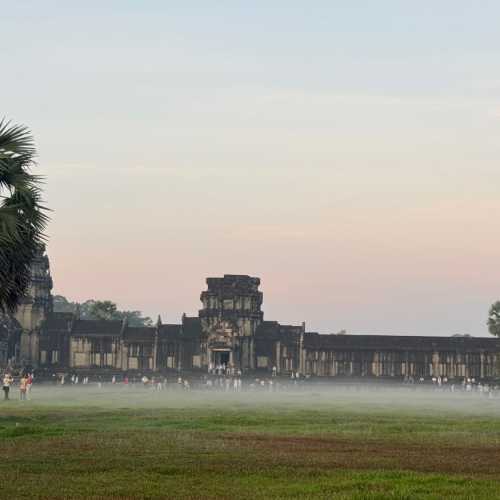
[74,303,81,321]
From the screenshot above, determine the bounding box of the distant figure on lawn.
[19,374,28,401]
[3,373,13,400]
[27,373,33,396]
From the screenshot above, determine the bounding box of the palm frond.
[0,119,35,157]
[0,117,49,313]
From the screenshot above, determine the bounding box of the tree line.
[53,295,153,327]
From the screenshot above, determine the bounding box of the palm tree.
[0,119,49,312]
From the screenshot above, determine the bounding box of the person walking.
[19,374,28,401]
[3,373,13,400]
[26,373,33,398]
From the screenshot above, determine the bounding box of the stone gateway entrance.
[207,320,235,371]
[200,276,264,372]
[212,350,230,368]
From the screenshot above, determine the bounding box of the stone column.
[116,340,121,369]
[432,351,440,377]
[68,338,74,368]
[20,331,31,364]
[249,339,255,371]
[372,352,380,376]
[275,341,281,374]
[249,338,254,371]
[177,343,183,372]
[298,333,305,376]
[30,331,40,367]
[121,343,128,371]
[152,333,158,372]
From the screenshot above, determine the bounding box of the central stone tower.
[199,275,263,371]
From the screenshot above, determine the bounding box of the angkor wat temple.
[4,248,500,380]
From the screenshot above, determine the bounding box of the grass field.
[1,385,500,499]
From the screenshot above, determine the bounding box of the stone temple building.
[5,249,500,380]
[0,247,52,368]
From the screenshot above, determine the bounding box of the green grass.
[1,386,500,499]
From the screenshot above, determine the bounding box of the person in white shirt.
[3,373,13,400]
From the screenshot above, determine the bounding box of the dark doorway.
[214,351,230,366]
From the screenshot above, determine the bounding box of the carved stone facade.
[13,246,53,367]
[199,275,263,371]
[15,263,500,380]
[0,314,22,367]
[300,333,500,380]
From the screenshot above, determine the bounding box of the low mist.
[13,381,500,419]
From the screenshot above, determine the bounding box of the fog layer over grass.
[8,383,500,415]
[2,385,500,499]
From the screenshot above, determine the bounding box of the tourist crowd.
[3,368,500,400]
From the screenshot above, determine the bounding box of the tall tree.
[488,301,500,337]
[118,311,153,327]
[0,119,48,312]
[52,295,75,314]
[53,295,152,326]
[88,300,118,321]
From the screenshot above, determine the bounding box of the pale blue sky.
[2,2,500,335]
